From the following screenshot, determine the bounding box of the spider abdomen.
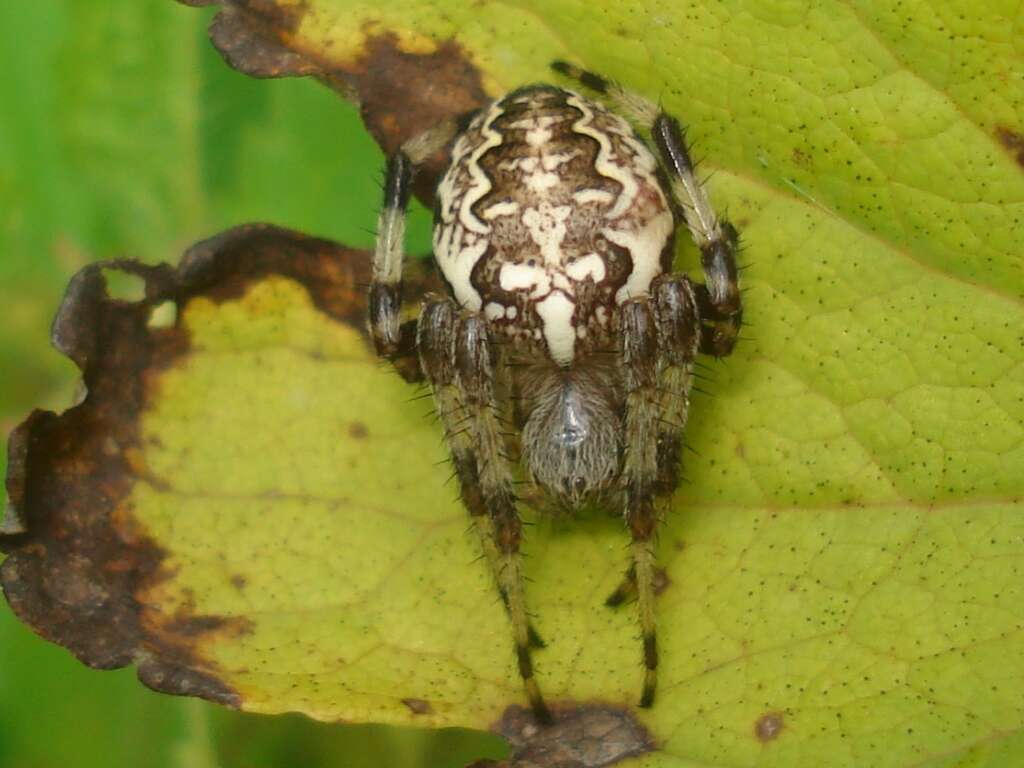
[434,85,675,366]
[516,362,623,506]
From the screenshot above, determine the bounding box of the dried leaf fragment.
[1,224,371,706]
[494,704,654,768]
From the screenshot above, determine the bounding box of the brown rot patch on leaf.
[151,587,254,640]
[181,218,437,370]
[349,421,369,439]
[401,697,433,715]
[754,711,785,742]
[176,0,330,82]
[493,703,655,768]
[652,566,670,596]
[179,2,488,202]
[0,224,371,707]
[995,126,1024,169]
[178,224,371,329]
[206,2,320,79]
[345,32,487,198]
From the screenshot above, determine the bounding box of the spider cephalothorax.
[368,63,742,724]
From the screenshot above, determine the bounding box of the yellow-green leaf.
[4,0,1024,766]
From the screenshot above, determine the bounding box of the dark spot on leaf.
[349,421,369,439]
[0,224,402,708]
[493,703,655,768]
[995,126,1024,169]
[401,697,433,715]
[230,574,247,591]
[652,566,670,596]
[790,148,812,168]
[754,711,784,742]
[163,612,239,638]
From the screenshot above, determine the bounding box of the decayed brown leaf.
[1,225,370,705]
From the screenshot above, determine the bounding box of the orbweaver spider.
[367,62,742,723]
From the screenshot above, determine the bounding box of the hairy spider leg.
[550,61,743,356]
[619,299,665,708]
[419,298,545,647]
[368,148,413,358]
[650,275,702,496]
[602,278,702,706]
[418,297,553,725]
[371,119,550,715]
[650,116,742,357]
[369,120,464,361]
[554,61,741,707]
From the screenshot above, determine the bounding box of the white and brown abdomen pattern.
[433,85,675,365]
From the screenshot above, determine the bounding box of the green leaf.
[5,0,1024,766]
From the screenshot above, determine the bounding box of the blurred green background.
[0,2,502,766]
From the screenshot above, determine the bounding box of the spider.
[367,62,742,724]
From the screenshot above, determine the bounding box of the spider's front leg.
[418,297,552,725]
[649,115,742,357]
[368,148,415,362]
[551,60,743,355]
[369,120,466,377]
[618,277,701,708]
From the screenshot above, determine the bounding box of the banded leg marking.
[650,275,700,496]
[619,299,663,708]
[650,116,742,356]
[418,297,551,724]
[369,120,466,361]
[369,150,413,358]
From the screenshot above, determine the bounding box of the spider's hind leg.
[618,298,663,708]
[613,276,701,708]
[418,296,552,724]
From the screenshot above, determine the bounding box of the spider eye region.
[433,85,675,365]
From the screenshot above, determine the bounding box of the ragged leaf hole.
[102,268,147,303]
[147,301,178,330]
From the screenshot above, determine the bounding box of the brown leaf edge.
[0,224,374,707]
[177,0,489,200]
